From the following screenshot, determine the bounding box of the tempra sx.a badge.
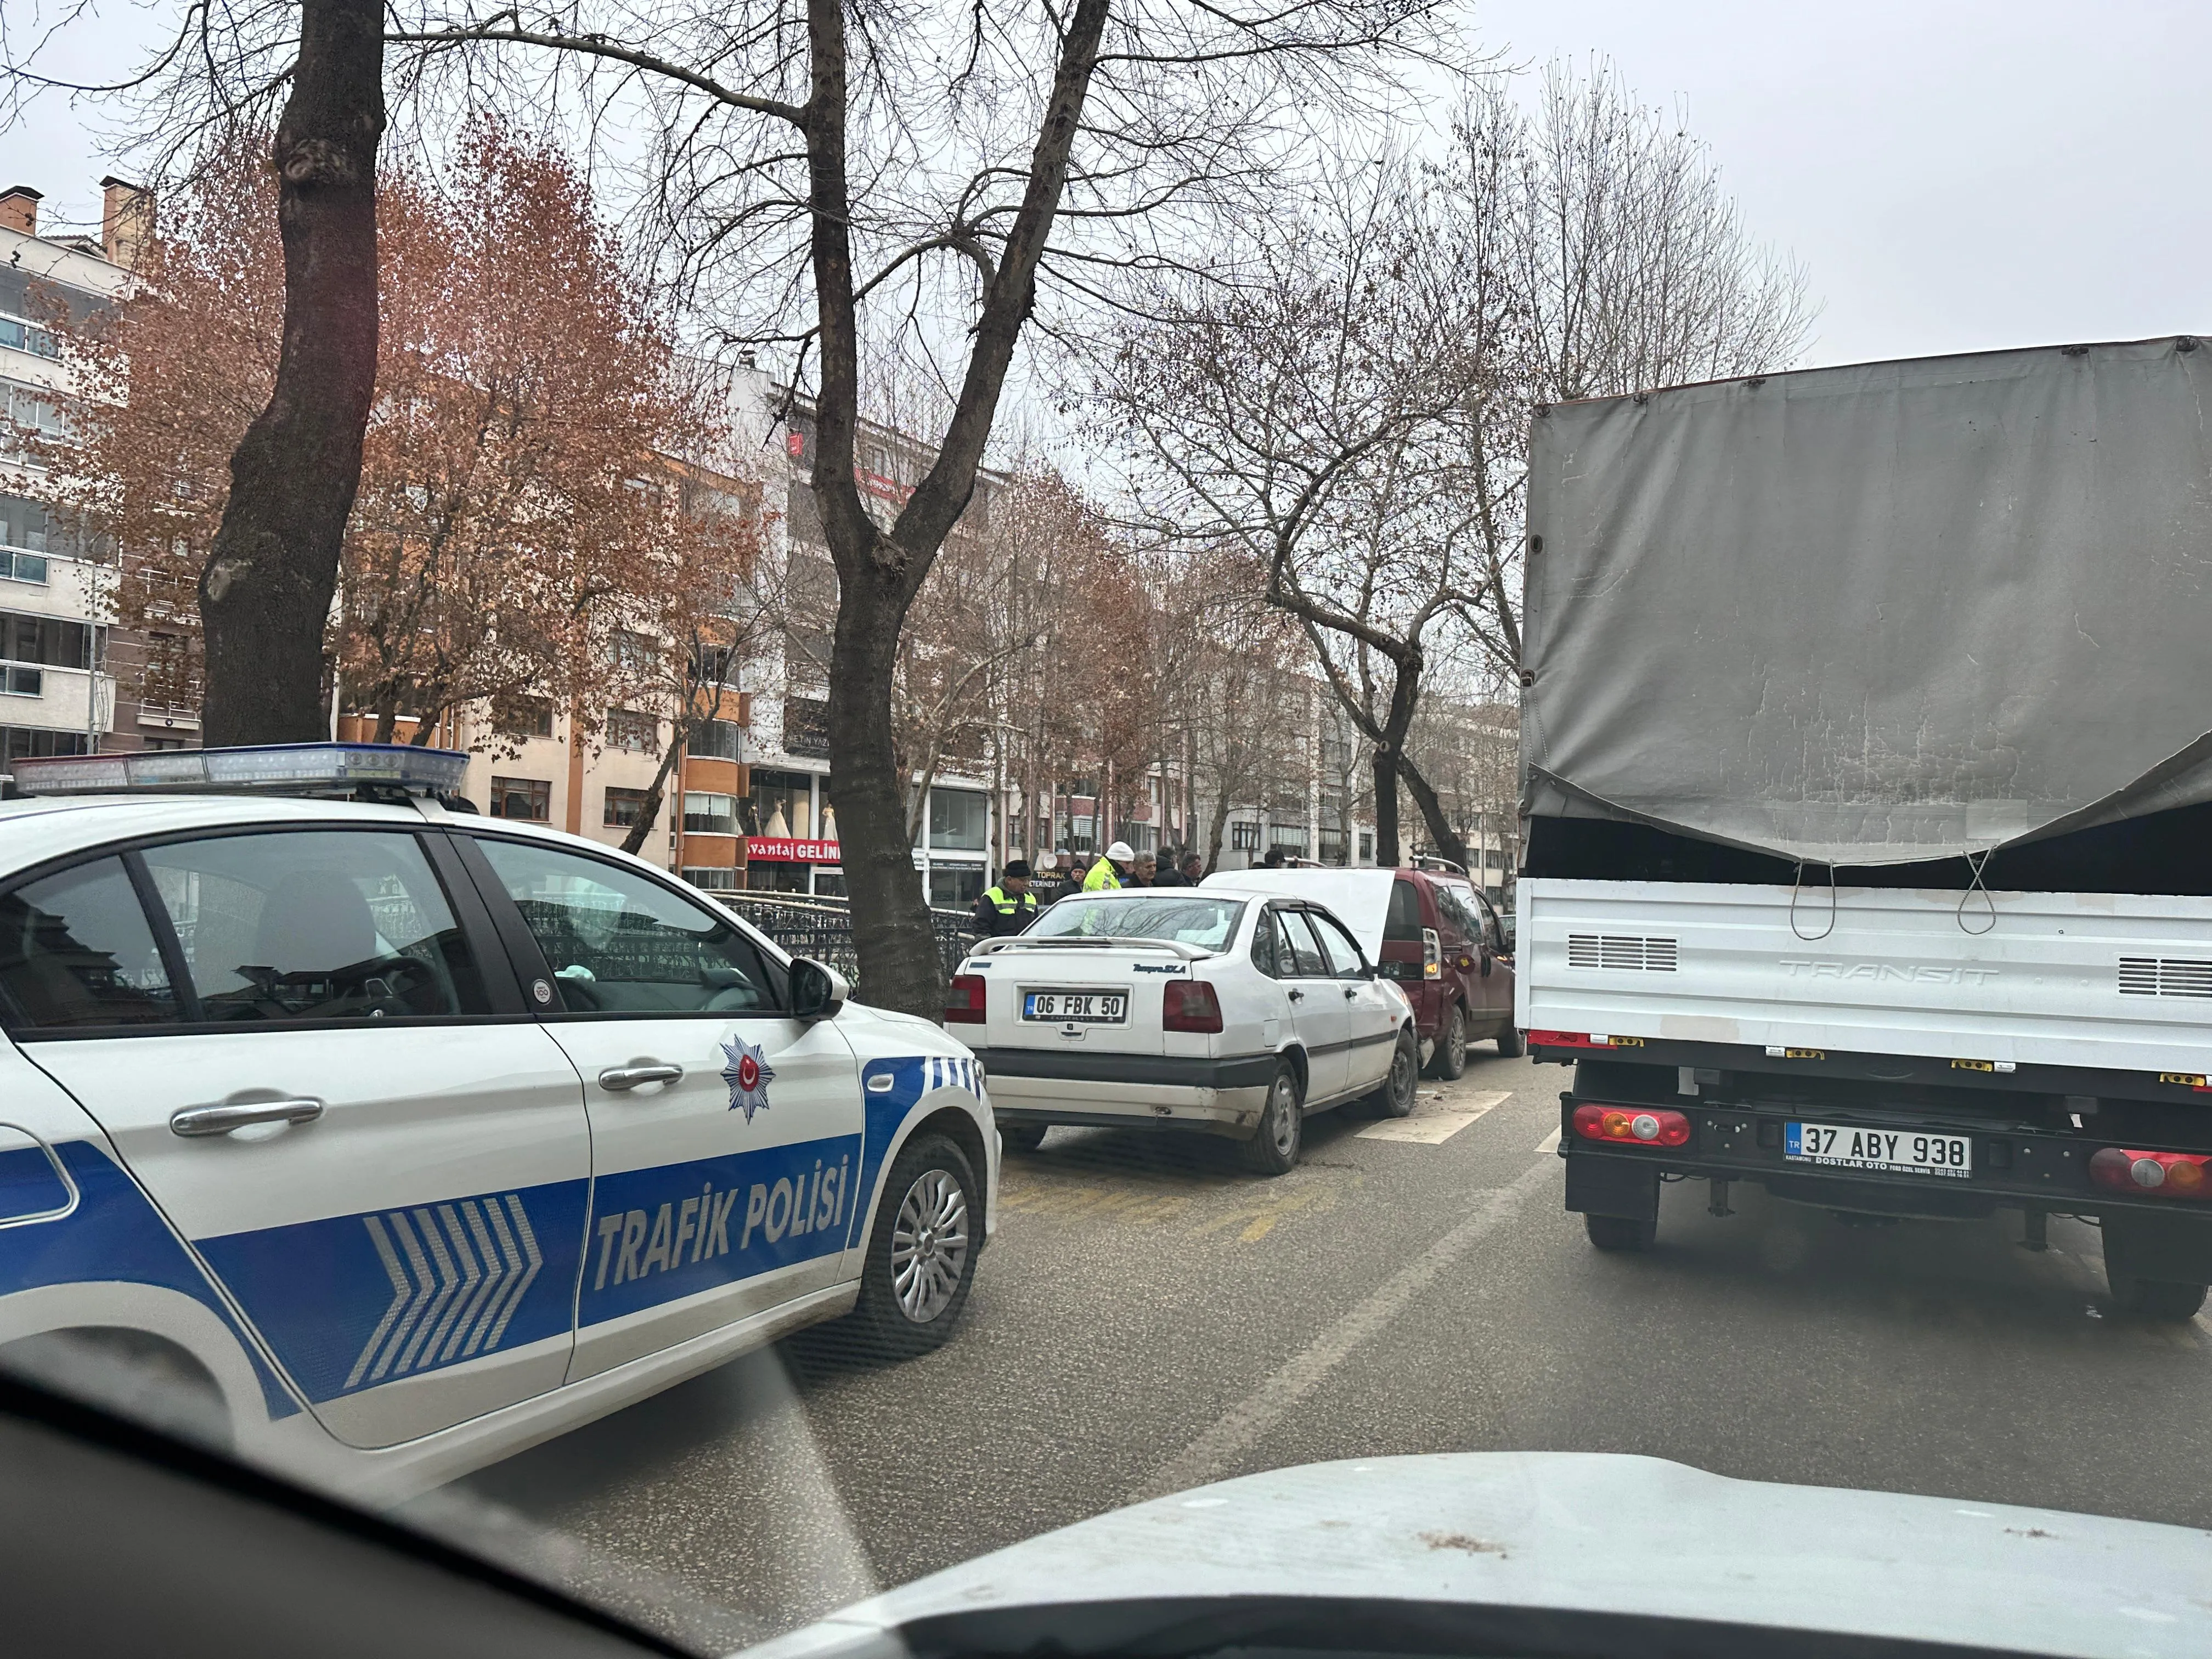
[720,1035,775,1121]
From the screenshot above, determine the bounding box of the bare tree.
[1105,65,1814,870]
[1099,156,1475,865]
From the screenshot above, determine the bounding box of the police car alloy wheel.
[1240,1063,1302,1176]
[849,1133,979,1357]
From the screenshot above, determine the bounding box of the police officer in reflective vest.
[973,860,1039,936]
[1084,839,1136,892]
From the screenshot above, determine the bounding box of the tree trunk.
[1370,746,1400,867]
[1204,781,1233,878]
[198,0,384,746]
[1398,754,1470,870]
[827,570,940,1012]
[621,725,690,856]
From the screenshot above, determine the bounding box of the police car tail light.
[1423,927,1442,980]
[1163,979,1223,1034]
[1572,1103,1691,1148]
[2090,1147,2212,1199]
[945,974,988,1024]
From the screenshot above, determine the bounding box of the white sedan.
[946,888,1417,1173]
[0,743,996,1502]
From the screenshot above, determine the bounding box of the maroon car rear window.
[1384,879,1424,941]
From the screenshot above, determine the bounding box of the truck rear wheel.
[1585,1211,1657,1252]
[2107,1272,2208,1321]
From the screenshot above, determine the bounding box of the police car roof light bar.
[9,742,472,799]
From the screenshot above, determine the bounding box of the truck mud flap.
[1565,1154,1658,1220]
[2103,1209,2212,1284]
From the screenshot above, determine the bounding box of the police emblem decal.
[721,1035,775,1121]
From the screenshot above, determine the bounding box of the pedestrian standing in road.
[1084,840,1136,891]
[973,860,1039,936]
[1152,849,1189,888]
[1260,847,1287,870]
[1178,852,1205,885]
[1131,853,1158,887]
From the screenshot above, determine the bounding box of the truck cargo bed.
[1517,878,2212,1078]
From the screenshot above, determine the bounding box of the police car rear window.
[139,831,489,1022]
[0,856,179,1028]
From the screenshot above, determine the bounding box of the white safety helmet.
[1105,840,1136,862]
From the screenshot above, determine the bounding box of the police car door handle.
[169,1097,325,1137]
[599,1063,684,1092]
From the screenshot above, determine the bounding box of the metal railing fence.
[716,891,979,988]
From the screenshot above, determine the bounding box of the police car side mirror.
[790,957,848,1022]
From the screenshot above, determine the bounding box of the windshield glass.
[1026,894,1245,950]
[8,10,2211,1659]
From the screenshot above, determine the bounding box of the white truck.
[1515,336,2212,1318]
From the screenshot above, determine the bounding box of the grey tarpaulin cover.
[1520,336,2212,866]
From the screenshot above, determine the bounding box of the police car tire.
[998,1122,1049,1155]
[1239,1064,1303,1176]
[1427,1004,1469,1080]
[848,1132,980,1359]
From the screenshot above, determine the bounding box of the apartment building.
[0,180,150,769]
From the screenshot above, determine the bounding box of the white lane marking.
[1356,1090,1510,1144]
[1535,1127,1561,1154]
[1129,1154,1561,1503]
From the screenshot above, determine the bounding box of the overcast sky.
[7,0,2208,371]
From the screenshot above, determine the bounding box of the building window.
[682,866,741,893]
[0,495,51,585]
[1359,832,1374,864]
[747,768,815,839]
[1269,825,1309,855]
[493,695,554,739]
[606,707,658,752]
[0,314,59,359]
[1318,827,1347,865]
[927,788,987,851]
[0,725,86,763]
[489,777,550,821]
[1231,821,1260,851]
[690,718,742,761]
[0,609,88,669]
[1,665,40,696]
[682,792,738,836]
[604,786,652,828]
[928,862,985,910]
[611,629,659,673]
[1,381,69,456]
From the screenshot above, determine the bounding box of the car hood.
[740,1453,2208,1659]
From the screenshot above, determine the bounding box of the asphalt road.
[438,1049,2212,1649]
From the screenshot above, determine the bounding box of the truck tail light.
[1163,979,1223,1033]
[1532,1031,1603,1049]
[1423,927,1442,980]
[945,974,987,1024]
[2090,1147,2212,1199]
[1573,1103,1692,1148]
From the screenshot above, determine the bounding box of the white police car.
[0,743,995,1499]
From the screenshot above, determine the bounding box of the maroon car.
[1205,867,1518,1077]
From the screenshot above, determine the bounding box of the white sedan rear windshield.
[1029,894,1245,951]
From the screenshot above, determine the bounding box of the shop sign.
[747,836,839,862]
